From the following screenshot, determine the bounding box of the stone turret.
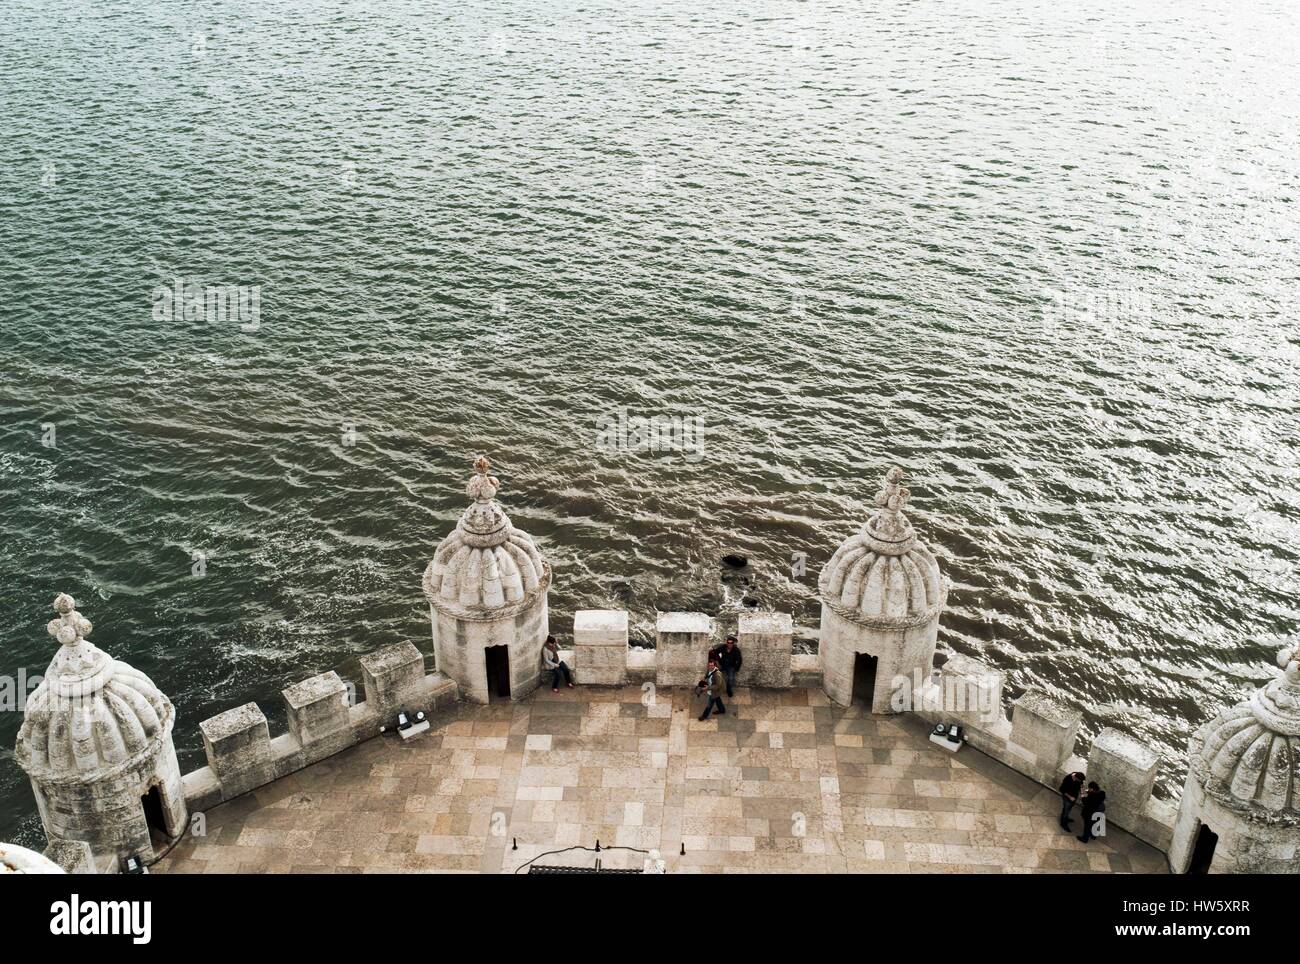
[0,842,65,874]
[15,594,186,870]
[1169,642,1300,873]
[818,467,948,710]
[422,457,551,703]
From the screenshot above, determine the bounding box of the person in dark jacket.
[717,635,743,697]
[1058,771,1085,830]
[697,659,726,721]
[1078,782,1106,843]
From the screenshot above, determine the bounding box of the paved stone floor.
[155,686,1169,874]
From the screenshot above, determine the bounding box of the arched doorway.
[485,645,511,701]
[1187,824,1218,873]
[141,784,170,848]
[852,653,878,707]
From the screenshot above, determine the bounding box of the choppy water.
[2,0,1298,846]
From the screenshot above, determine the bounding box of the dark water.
[2,0,1298,846]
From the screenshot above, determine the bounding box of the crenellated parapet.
[183,641,458,812]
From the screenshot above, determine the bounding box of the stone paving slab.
[155,687,1168,875]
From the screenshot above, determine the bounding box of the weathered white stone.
[43,839,95,874]
[1008,689,1081,780]
[360,641,428,715]
[627,647,657,685]
[0,841,66,874]
[920,653,1006,728]
[200,702,274,798]
[15,595,187,867]
[1169,643,1300,873]
[656,612,712,687]
[818,467,948,711]
[1087,727,1160,830]
[737,611,793,688]
[573,609,628,685]
[422,457,551,703]
[284,672,351,747]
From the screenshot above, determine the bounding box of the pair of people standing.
[1058,771,1107,843]
[699,635,743,721]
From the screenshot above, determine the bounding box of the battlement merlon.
[183,648,458,813]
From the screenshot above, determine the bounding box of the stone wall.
[182,641,458,813]
[737,611,793,688]
[913,653,1176,856]
[655,612,713,687]
[30,731,187,867]
[174,612,1180,868]
[430,599,548,705]
[573,609,629,685]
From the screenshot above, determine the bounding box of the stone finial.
[466,455,500,502]
[1249,639,1300,737]
[46,594,92,648]
[1278,641,1299,681]
[864,466,917,548]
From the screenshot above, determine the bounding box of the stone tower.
[15,594,187,870]
[818,467,948,711]
[422,457,551,704]
[1169,642,1300,873]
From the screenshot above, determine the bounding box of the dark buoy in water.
[742,597,759,608]
[721,554,748,569]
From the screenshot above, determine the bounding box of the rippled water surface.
[2,0,1298,844]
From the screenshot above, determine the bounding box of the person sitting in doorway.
[541,635,574,692]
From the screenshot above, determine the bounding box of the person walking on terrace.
[542,635,574,693]
[697,658,726,722]
[717,634,743,698]
[1058,770,1085,831]
[1078,781,1107,843]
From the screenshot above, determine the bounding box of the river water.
[1,0,1298,845]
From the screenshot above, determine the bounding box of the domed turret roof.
[1196,643,1299,820]
[819,467,947,626]
[0,842,65,874]
[423,457,550,619]
[15,594,174,784]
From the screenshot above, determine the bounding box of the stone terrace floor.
[155,686,1168,874]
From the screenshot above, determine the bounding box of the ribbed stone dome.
[819,467,947,625]
[423,457,550,617]
[1196,644,1300,818]
[16,594,174,783]
[0,842,64,874]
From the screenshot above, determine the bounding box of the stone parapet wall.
[912,654,1175,859]
[174,613,1177,867]
[183,641,458,813]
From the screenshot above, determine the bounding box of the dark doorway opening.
[485,645,511,701]
[852,653,878,707]
[141,785,169,847]
[1188,824,1218,873]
